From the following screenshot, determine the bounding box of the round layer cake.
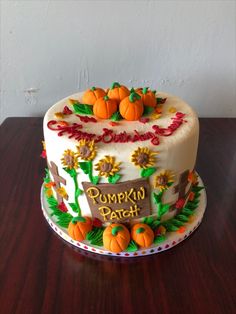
[42,85,204,254]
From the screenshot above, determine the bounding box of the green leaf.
[68,203,78,212]
[126,240,138,252]
[63,167,77,177]
[176,214,189,222]
[154,235,166,244]
[170,218,185,227]
[108,173,121,184]
[182,208,194,216]
[142,216,154,225]
[140,167,156,178]
[47,196,58,206]
[156,97,166,104]
[153,192,163,204]
[111,111,122,121]
[91,175,100,185]
[151,220,161,229]
[86,227,104,246]
[143,106,154,116]
[157,203,170,219]
[75,187,83,197]
[79,161,91,175]
[73,103,93,115]
[192,185,205,192]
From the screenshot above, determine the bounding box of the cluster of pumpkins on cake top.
[82,82,157,121]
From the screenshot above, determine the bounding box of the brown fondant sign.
[82,178,151,223]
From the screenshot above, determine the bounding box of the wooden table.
[0,118,235,314]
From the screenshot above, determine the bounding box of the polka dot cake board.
[41,176,206,257]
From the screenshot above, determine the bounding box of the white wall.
[1,0,235,122]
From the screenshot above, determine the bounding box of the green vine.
[79,160,100,185]
[63,167,83,216]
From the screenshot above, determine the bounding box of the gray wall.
[1,0,236,123]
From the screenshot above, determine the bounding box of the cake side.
[42,85,203,253]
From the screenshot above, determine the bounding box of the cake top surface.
[44,88,198,148]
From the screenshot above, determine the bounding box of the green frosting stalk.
[72,216,86,224]
[111,226,123,236]
[91,87,96,91]
[104,95,109,101]
[111,82,121,89]
[129,92,141,103]
[142,87,149,94]
[136,227,145,234]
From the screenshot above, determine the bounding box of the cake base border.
[40,175,207,257]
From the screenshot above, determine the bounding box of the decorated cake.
[41,82,206,256]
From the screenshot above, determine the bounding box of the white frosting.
[43,91,199,222]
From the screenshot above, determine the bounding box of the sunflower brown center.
[157,175,168,186]
[64,155,74,167]
[137,153,149,166]
[101,162,112,173]
[79,145,91,158]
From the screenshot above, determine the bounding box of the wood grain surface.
[0,118,235,314]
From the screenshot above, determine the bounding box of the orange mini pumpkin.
[93,95,118,119]
[119,92,144,121]
[136,87,157,108]
[131,223,154,248]
[103,224,130,253]
[68,216,92,241]
[82,87,106,105]
[107,82,130,103]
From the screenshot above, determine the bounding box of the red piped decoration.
[76,115,97,123]
[139,117,149,124]
[47,111,184,146]
[40,150,47,158]
[62,106,73,115]
[109,121,119,127]
[175,198,185,210]
[92,218,103,228]
[58,201,68,213]
[152,112,185,136]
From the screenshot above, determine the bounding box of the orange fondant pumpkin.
[82,87,106,105]
[107,82,130,103]
[119,92,144,121]
[68,216,92,241]
[103,224,130,253]
[131,223,154,248]
[136,87,156,108]
[93,95,118,119]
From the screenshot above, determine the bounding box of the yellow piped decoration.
[54,112,64,119]
[153,170,175,192]
[95,156,121,178]
[61,149,79,170]
[131,147,158,169]
[76,139,96,161]
[56,187,68,200]
[45,188,53,198]
[168,106,177,113]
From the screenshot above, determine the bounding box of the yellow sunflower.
[131,147,158,169]
[61,149,78,169]
[154,170,175,191]
[76,139,96,161]
[95,156,121,178]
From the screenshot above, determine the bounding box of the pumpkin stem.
[111,225,123,236]
[104,95,109,101]
[130,87,135,93]
[152,90,156,95]
[111,82,121,89]
[129,92,141,103]
[72,216,86,224]
[142,87,149,94]
[91,87,96,91]
[136,227,145,234]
